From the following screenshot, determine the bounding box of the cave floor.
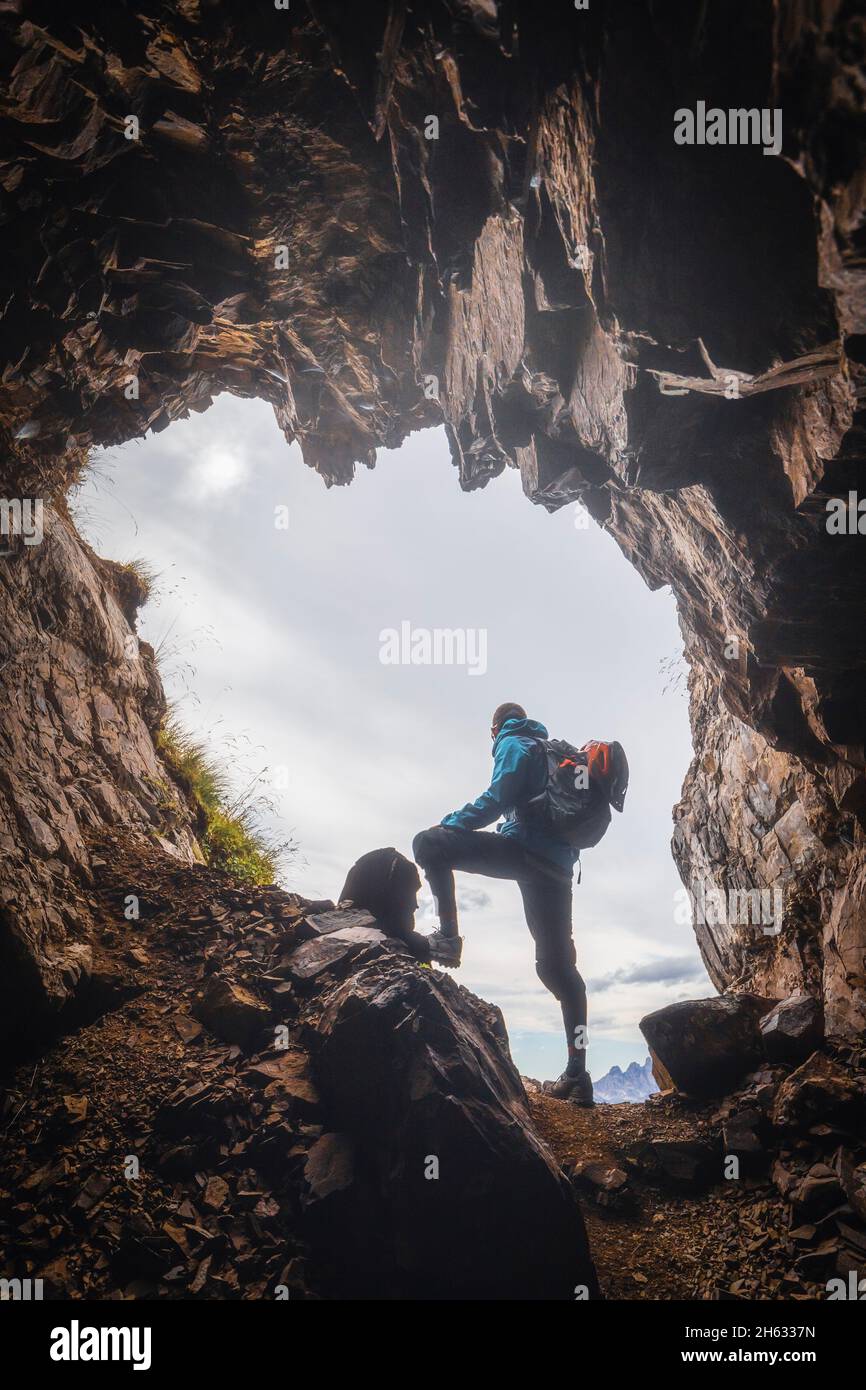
[531,1092,818,1300]
[0,829,825,1301]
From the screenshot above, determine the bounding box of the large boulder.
[640,994,773,1098]
[759,994,824,1064]
[311,953,598,1300]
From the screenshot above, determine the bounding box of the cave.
[1,0,865,1316]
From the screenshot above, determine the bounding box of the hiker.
[412,702,593,1105]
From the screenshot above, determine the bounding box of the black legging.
[412,825,587,1055]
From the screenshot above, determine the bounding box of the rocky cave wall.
[0,0,864,1041]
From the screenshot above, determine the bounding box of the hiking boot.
[544,1067,594,1106]
[425,930,463,968]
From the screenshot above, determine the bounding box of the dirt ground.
[531,1091,819,1300]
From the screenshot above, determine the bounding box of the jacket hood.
[494,716,548,752]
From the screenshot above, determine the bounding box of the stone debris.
[0,831,595,1301]
[533,1037,866,1300]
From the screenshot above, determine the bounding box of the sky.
[73,393,713,1082]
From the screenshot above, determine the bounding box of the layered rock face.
[0,497,199,1040]
[0,1,864,1035]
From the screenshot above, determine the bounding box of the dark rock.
[242,1048,320,1116]
[789,1223,817,1245]
[155,1140,217,1178]
[286,926,388,982]
[303,1132,356,1204]
[640,994,772,1098]
[722,1107,768,1173]
[835,1149,866,1223]
[154,1081,231,1138]
[835,1220,866,1257]
[760,994,824,1064]
[313,955,597,1300]
[573,1160,627,1190]
[794,1239,841,1279]
[790,1165,844,1219]
[302,900,337,915]
[192,976,271,1049]
[305,907,378,936]
[570,1160,630,1208]
[772,1160,800,1200]
[771,1052,865,1132]
[647,1139,719,1190]
[647,1047,676,1092]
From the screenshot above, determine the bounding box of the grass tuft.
[156,716,293,887]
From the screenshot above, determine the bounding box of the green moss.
[156,717,290,887]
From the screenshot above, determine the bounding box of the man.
[412,702,592,1105]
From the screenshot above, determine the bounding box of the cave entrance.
[74,392,707,1086]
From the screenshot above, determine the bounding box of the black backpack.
[526,738,629,850]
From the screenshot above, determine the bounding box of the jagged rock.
[771,1052,865,1132]
[303,1133,356,1204]
[640,995,773,1098]
[647,1047,676,1093]
[647,1139,719,1190]
[192,975,271,1049]
[836,1149,866,1223]
[790,1164,844,1220]
[313,955,597,1300]
[305,908,378,936]
[760,994,824,1064]
[571,1160,628,1192]
[242,1048,320,1116]
[285,925,388,981]
[722,1108,767,1172]
[154,1081,230,1138]
[794,1239,842,1280]
[771,1159,800,1200]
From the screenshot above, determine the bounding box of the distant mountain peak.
[593,1056,657,1104]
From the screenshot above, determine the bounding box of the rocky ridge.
[593,1057,658,1105]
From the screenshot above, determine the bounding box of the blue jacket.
[441,717,578,873]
